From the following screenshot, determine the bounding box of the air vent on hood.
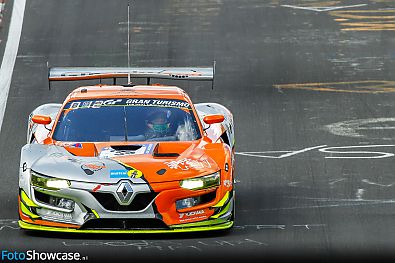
[153,152,179,157]
[110,145,143,151]
[152,143,179,158]
[99,144,151,158]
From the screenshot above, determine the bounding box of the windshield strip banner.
[66,99,191,110]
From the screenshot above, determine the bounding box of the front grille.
[34,189,51,204]
[91,191,157,211]
[80,218,169,230]
[199,191,217,204]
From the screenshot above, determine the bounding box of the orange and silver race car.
[18,67,235,233]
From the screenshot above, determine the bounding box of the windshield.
[52,98,201,142]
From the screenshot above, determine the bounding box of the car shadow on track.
[20,227,235,241]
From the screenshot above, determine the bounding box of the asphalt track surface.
[1,0,395,262]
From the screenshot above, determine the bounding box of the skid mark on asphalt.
[62,238,267,251]
[324,117,395,140]
[235,224,326,230]
[0,219,18,230]
[236,145,326,159]
[275,81,395,94]
[328,56,386,75]
[237,144,395,159]
[281,1,395,31]
[256,200,395,211]
[0,0,5,27]
[361,179,395,187]
[282,4,367,12]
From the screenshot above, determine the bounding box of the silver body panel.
[195,103,235,149]
[20,99,232,227]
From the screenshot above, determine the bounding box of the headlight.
[180,171,220,190]
[31,171,71,190]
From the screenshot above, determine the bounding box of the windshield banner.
[67,99,190,110]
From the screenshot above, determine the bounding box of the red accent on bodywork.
[92,185,101,192]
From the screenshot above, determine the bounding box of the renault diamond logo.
[116,181,133,205]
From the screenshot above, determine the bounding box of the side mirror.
[32,115,52,125]
[203,114,224,125]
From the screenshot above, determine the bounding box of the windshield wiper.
[123,106,128,141]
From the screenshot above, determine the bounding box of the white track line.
[0,0,26,133]
[281,4,367,12]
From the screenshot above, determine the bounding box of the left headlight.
[31,171,71,190]
[180,171,220,190]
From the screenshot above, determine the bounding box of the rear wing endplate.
[48,65,215,90]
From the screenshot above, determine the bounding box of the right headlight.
[179,171,220,190]
[30,171,71,190]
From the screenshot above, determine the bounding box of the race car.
[18,67,235,233]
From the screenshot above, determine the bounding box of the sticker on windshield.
[67,98,190,110]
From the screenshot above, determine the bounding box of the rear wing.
[48,65,215,90]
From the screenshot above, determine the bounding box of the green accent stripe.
[211,199,232,219]
[91,209,99,218]
[20,202,40,219]
[213,191,229,207]
[20,190,38,207]
[19,220,233,234]
[170,218,227,228]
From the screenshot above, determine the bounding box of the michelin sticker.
[110,170,129,179]
[109,169,143,179]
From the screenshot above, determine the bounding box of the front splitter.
[19,220,233,234]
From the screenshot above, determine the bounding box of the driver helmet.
[146,109,172,133]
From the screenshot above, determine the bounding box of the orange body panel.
[27,84,233,229]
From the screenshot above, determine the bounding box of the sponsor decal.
[61,142,83,148]
[50,153,85,164]
[109,167,143,179]
[223,180,232,188]
[69,143,83,148]
[127,169,143,178]
[143,143,155,154]
[50,153,107,176]
[164,158,211,170]
[179,210,207,222]
[67,98,190,110]
[99,144,155,158]
[81,162,106,176]
[179,210,205,219]
[92,185,101,192]
[109,170,129,179]
[225,163,229,172]
[70,99,123,109]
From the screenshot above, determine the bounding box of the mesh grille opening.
[91,191,157,211]
[81,218,169,230]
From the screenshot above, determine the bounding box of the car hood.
[31,141,220,184]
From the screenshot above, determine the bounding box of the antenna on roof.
[212,60,216,90]
[47,61,51,90]
[127,2,131,84]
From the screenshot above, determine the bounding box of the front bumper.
[18,177,234,233]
